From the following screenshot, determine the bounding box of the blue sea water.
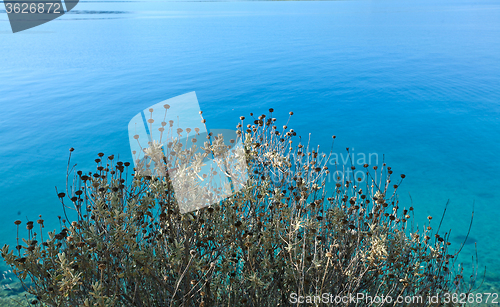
[1,0,499,299]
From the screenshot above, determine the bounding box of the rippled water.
[1,0,499,299]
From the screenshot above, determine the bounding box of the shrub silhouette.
[2,110,474,306]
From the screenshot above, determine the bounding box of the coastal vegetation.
[1,110,475,306]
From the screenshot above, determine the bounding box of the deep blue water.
[1,0,499,296]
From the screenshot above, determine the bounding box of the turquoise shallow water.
[1,0,500,299]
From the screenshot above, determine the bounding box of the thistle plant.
[2,110,475,306]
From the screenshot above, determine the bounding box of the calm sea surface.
[1,0,499,298]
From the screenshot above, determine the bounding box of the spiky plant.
[2,110,475,306]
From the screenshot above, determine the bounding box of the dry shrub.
[2,110,474,306]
